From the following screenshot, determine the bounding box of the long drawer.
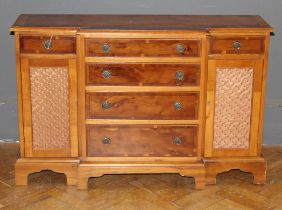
[86,92,199,120]
[85,39,200,57]
[86,63,200,86]
[87,125,197,157]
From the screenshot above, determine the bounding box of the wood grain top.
[10,14,273,32]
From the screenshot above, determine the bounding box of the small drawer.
[86,92,199,120]
[85,39,200,57]
[20,35,76,54]
[209,36,264,54]
[87,125,197,157]
[86,64,200,86]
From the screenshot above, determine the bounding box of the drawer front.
[85,39,200,57]
[87,125,197,157]
[210,37,264,54]
[86,64,200,86]
[20,36,76,54]
[86,92,199,120]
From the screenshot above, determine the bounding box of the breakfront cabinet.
[10,15,273,189]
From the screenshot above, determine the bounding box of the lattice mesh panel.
[213,68,253,149]
[30,67,70,149]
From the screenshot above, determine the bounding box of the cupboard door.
[21,58,77,157]
[205,59,263,157]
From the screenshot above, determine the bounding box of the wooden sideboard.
[10,14,273,189]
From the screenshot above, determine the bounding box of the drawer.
[20,35,76,54]
[86,92,199,120]
[86,64,200,86]
[87,125,197,157]
[209,36,264,54]
[85,39,200,57]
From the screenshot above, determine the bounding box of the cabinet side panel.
[15,33,25,157]
[213,68,253,149]
[30,67,70,149]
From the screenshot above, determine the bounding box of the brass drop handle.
[102,101,111,110]
[174,101,183,110]
[102,43,111,53]
[175,70,184,81]
[232,41,241,50]
[102,69,111,79]
[172,136,182,145]
[43,35,53,50]
[176,43,186,54]
[102,137,111,144]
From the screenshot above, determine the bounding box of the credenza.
[10,14,273,189]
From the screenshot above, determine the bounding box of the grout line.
[0,179,11,188]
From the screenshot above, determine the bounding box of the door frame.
[205,59,263,157]
[21,58,77,157]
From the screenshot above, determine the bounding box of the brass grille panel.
[30,67,70,149]
[213,68,253,149]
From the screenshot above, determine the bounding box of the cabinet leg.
[77,177,89,190]
[180,167,206,190]
[15,172,28,185]
[194,176,205,189]
[206,174,217,185]
[254,172,266,184]
[15,160,78,186]
[204,157,267,185]
[66,172,77,186]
